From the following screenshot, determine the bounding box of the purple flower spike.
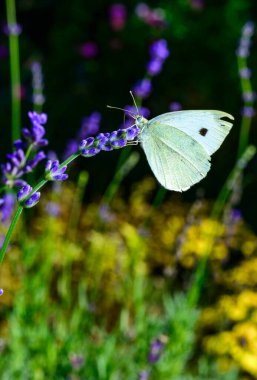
[147,58,163,76]
[17,185,33,202]
[24,192,41,208]
[239,68,251,78]
[0,289,3,296]
[45,160,68,181]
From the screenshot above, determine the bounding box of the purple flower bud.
[24,192,41,208]
[147,58,163,76]
[45,160,68,181]
[148,338,165,363]
[242,21,255,37]
[236,46,250,58]
[126,126,140,140]
[79,41,99,58]
[241,106,255,118]
[69,353,85,370]
[133,79,152,99]
[0,289,3,296]
[111,139,127,148]
[242,91,256,102]
[0,194,15,223]
[239,67,251,78]
[138,370,149,380]
[80,147,101,157]
[28,111,48,125]
[25,151,46,172]
[13,139,24,150]
[109,4,127,31]
[3,23,22,36]
[17,185,33,202]
[46,202,60,217]
[149,39,170,60]
[80,137,95,149]
[14,179,28,187]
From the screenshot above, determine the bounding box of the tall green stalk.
[188,145,256,307]
[6,0,21,142]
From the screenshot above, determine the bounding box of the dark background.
[0,0,256,220]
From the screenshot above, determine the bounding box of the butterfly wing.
[148,110,234,155]
[141,123,211,192]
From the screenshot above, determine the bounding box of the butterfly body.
[135,110,234,192]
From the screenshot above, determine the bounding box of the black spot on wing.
[199,128,208,136]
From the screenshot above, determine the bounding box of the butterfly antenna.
[107,105,135,118]
[129,91,139,114]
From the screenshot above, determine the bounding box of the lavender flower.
[236,21,255,58]
[109,4,127,31]
[146,39,170,77]
[46,202,60,217]
[239,67,251,78]
[79,41,98,58]
[0,194,15,223]
[0,289,3,296]
[69,353,85,370]
[24,192,41,208]
[148,338,165,363]
[17,185,40,208]
[45,160,68,181]
[31,61,45,106]
[22,112,48,147]
[135,3,167,29]
[64,112,101,159]
[80,125,140,157]
[80,112,101,138]
[133,79,152,98]
[242,91,256,102]
[150,40,169,60]
[17,185,33,202]
[3,23,22,36]
[241,106,255,118]
[138,370,150,380]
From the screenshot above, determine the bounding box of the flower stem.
[0,204,23,264]
[187,145,256,307]
[6,0,21,142]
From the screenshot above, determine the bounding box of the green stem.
[187,145,256,307]
[6,0,21,142]
[0,152,81,266]
[0,205,23,263]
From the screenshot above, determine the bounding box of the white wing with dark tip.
[141,110,234,192]
[148,110,234,155]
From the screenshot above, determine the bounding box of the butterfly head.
[135,115,148,130]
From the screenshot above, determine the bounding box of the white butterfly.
[135,110,234,192]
